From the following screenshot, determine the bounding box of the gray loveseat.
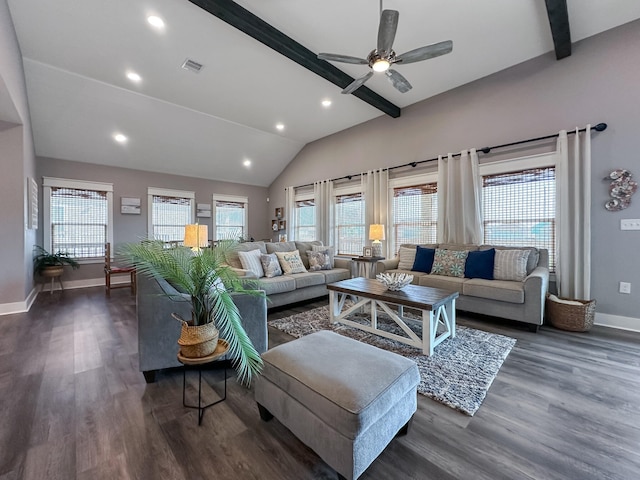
[376,244,550,331]
[137,273,268,383]
[227,240,351,309]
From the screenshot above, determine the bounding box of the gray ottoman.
[255,330,420,480]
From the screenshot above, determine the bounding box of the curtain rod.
[290,122,608,190]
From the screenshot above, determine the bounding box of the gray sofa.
[137,273,268,383]
[376,244,550,331]
[227,240,351,309]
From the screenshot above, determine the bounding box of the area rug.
[269,304,516,416]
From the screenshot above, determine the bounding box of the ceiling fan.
[317,2,453,94]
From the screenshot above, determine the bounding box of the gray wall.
[0,0,36,305]
[36,156,270,282]
[268,20,640,320]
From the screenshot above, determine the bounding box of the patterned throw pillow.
[275,250,307,274]
[237,249,265,278]
[430,249,469,278]
[307,250,332,271]
[494,249,530,281]
[312,244,335,268]
[260,253,283,278]
[397,246,417,270]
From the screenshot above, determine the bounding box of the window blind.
[295,199,316,241]
[152,195,192,242]
[482,167,556,270]
[50,187,108,258]
[335,192,364,255]
[215,200,246,240]
[392,183,438,253]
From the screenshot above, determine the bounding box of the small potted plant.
[122,240,264,386]
[33,245,80,278]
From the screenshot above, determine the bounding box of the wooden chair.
[104,243,136,295]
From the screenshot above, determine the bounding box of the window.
[43,177,113,259]
[334,191,365,255]
[294,193,316,241]
[213,194,248,240]
[391,182,438,254]
[148,188,194,242]
[482,167,556,270]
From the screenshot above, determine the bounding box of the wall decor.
[604,169,637,211]
[121,197,141,214]
[197,203,212,218]
[28,177,38,229]
[272,219,279,231]
[278,233,287,242]
[275,207,283,219]
[278,219,286,231]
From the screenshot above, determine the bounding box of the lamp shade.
[184,224,208,248]
[369,224,385,242]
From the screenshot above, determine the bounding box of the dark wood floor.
[1,287,639,479]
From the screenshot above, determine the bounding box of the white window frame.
[147,187,196,241]
[294,191,316,242]
[42,177,114,264]
[212,193,249,241]
[387,172,438,256]
[333,183,365,256]
[479,151,557,273]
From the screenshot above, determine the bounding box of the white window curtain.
[314,179,334,245]
[362,169,389,255]
[437,149,483,244]
[555,126,591,300]
[284,186,296,241]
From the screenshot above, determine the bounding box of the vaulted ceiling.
[6,0,640,186]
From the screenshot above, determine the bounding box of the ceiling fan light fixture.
[372,59,390,73]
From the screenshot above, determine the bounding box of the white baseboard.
[594,312,640,333]
[0,277,131,316]
[0,286,39,316]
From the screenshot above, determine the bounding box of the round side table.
[177,339,229,426]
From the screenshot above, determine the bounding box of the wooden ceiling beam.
[189,0,401,118]
[544,0,572,60]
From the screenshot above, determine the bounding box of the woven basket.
[177,321,219,358]
[546,295,596,332]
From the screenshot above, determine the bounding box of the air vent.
[181,59,204,73]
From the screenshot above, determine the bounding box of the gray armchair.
[137,272,268,383]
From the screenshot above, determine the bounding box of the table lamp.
[369,224,385,257]
[184,224,208,252]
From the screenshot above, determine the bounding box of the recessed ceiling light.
[243,159,252,167]
[321,99,332,107]
[113,133,127,143]
[126,71,142,83]
[147,16,165,28]
[275,123,285,131]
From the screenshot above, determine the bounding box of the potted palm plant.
[33,245,80,277]
[122,240,263,386]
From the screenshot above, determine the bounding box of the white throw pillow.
[237,249,265,278]
[494,249,530,281]
[275,250,307,274]
[397,246,417,270]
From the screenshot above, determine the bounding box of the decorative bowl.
[376,272,414,291]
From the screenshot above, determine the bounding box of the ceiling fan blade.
[386,69,412,93]
[377,9,399,53]
[317,53,368,65]
[395,40,453,65]
[342,71,374,94]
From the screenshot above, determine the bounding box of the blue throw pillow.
[465,248,495,280]
[411,246,436,273]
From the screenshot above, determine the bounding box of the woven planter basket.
[176,320,219,358]
[546,295,596,332]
